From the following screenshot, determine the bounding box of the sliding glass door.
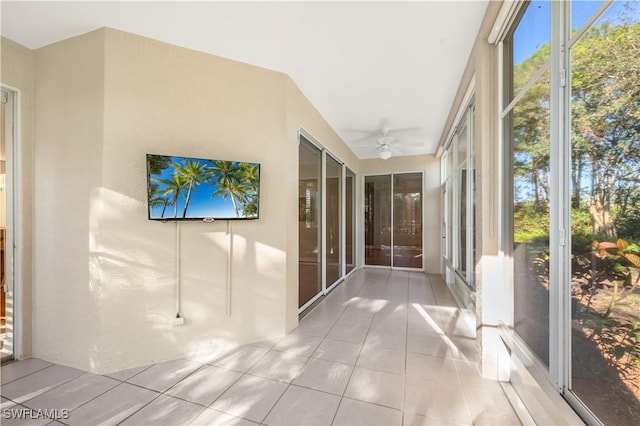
[298,137,322,308]
[298,133,356,311]
[568,2,640,424]
[345,167,356,274]
[501,1,640,423]
[393,173,423,268]
[364,175,391,266]
[365,172,423,269]
[326,155,342,288]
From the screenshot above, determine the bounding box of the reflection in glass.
[365,175,391,266]
[510,1,551,101]
[0,98,7,357]
[326,155,342,286]
[346,168,356,274]
[570,2,640,423]
[512,69,551,368]
[393,173,423,268]
[457,123,468,280]
[298,138,322,307]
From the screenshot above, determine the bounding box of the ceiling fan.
[350,127,422,160]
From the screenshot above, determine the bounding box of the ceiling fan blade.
[394,139,425,147]
[389,126,422,134]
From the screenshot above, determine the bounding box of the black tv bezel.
[146,153,261,222]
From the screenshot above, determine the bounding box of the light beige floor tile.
[210,345,269,372]
[0,404,53,426]
[165,365,242,406]
[403,411,465,425]
[120,394,204,425]
[404,376,471,425]
[190,407,258,425]
[336,311,375,328]
[247,350,308,383]
[448,336,476,361]
[326,323,369,344]
[1,359,53,385]
[23,373,119,411]
[0,270,515,426]
[470,408,521,426]
[406,352,457,383]
[376,302,408,317]
[1,365,85,403]
[273,333,323,357]
[263,385,340,426]
[211,374,287,423]
[454,359,490,390]
[1,397,14,409]
[127,358,200,392]
[407,334,454,358]
[249,337,282,349]
[364,328,407,352]
[104,364,152,382]
[333,397,402,426]
[291,319,333,338]
[66,383,158,426]
[461,379,521,425]
[407,321,445,338]
[312,338,362,365]
[343,297,388,314]
[370,314,408,334]
[356,346,405,375]
[292,358,352,395]
[344,367,404,409]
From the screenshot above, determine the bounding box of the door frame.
[363,170,425,271]
[1,85,21,362]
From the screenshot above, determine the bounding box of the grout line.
[0,361,56,386]
[328,272,381,425]
[401,271,411,426]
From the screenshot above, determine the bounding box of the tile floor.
[0,269,521,425]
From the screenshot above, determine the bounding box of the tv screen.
[146,154,260,221]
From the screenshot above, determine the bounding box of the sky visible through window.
[513,1,634,66]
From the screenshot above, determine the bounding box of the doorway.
[1,88,15,362]
[364,172,423,269]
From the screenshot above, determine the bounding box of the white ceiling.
[1,1,488,159]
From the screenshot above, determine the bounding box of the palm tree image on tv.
[146,154,260,220]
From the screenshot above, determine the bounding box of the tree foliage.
[513,7,640,241]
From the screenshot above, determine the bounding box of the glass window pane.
[512,68,551,367]
[510,1,551,102]
[326,155,342,286]
[365,175,391,266]
[346,168,356,274]
[571,1,605,35]
[570,2,640,423]
[457,124,468,280]
[393,173,423,269]
[298,138,322,307]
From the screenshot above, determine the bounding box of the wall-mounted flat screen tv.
[146,154,260,221]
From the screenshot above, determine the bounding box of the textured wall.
[28,28,361,373]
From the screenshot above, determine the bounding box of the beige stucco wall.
[98,28,292,371]
[32,30,105,371]
[24,28,363,373]
[1,37,35,358]
[360,155,440,273]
